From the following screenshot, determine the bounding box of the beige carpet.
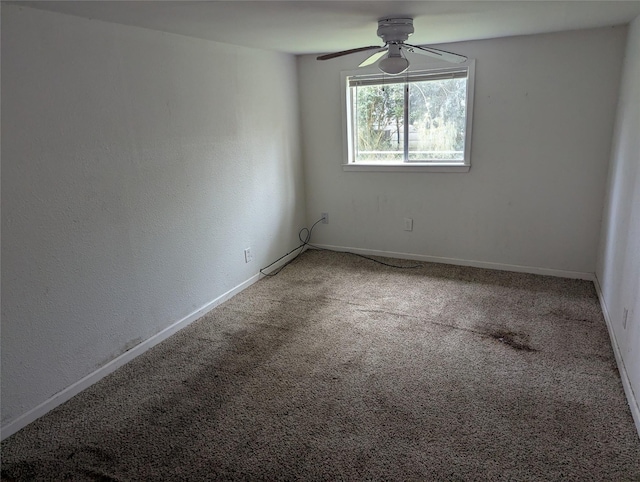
[2,249,639,480]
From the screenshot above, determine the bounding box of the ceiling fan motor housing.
[377,18,414,44]
[315,16,466,68]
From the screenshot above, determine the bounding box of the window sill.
[342,163,470,173]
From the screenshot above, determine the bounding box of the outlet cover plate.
[404,218,413,231]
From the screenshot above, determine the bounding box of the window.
[342,61,475,172]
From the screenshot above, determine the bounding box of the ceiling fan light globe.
[379,56,409,75]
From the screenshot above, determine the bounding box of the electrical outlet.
[404,218,413,231]
[623,308,629,329]
[321,212,329,224]
[244,248,253,263]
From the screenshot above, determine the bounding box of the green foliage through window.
[348,68,469,164]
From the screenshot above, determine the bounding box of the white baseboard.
[593,276,640,440]
[258,245,308,277]
[0,272,263,441]
[312,244,638,438]
[1,244,307,440]
[310,244,595,280]
[0,246,617,441]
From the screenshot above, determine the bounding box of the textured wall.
[597,15,640,428]
[1,5,305,427]
[298,27,626,275]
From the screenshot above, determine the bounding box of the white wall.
[597,15,640,432]
[298,27,626,276]
[1,5,305,432]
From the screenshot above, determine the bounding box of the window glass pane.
[353,83,405,163]
[407,77,467,161]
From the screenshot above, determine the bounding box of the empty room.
[1,1,639,479]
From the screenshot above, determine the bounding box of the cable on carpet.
[259,218,423,277]
[259,217,325,277]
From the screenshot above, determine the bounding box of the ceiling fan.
[317,18,467,75]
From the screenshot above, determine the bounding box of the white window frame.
[341,59,475,172]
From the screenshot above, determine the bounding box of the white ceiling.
[17,1,640,55]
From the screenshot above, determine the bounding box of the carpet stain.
[4,251,639,480]
[1,461,37,480]
[489,330,537,352]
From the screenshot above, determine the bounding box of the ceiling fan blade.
[358,49,388,67]
[401,44,467,63]
[317,45,383,61]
